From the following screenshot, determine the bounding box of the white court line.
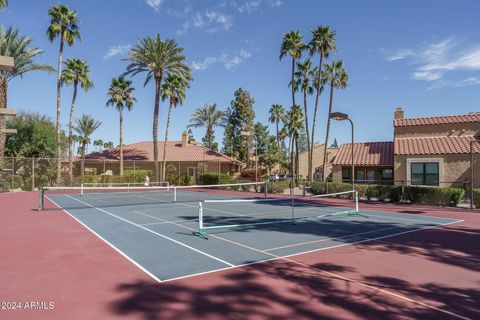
[64,195,235,267]
[45,195,163,283]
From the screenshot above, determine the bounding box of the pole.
[349,118,355,191]
[471,140,474,210]
[255,138,258,182]
[32,157,35,190]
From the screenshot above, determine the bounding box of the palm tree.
[160,74,189,181]
[284,105,304,183]
[123,34,191,181]
[61,58,93,184]
[188,103,226,149]
[321,60,348,181]
[309,26,336,180]
[0,26,53,176]
[93,139,103,151]
[294,59,315,180]
[268,104,285,148]
[103,141,114,149]
[47,4,81,184]
[279,30,305,109]
[106,77,136,175]
[72,134,81,154]
[0,0,7,8]
[74,114,101,175]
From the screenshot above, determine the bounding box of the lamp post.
[240,131,257,181]
[330,112,355,190]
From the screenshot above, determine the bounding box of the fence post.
[32,157,35,190]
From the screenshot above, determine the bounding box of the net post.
[291,197,295,223]
[264,181,268,198]
[198,201,203,230]
[355,191,359,212]
[174,187,177,202]
[38,187,44,211]
[81,183,84,196]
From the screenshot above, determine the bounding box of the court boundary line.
[64,194,236,268]
[45,195,163,283]
[134,208,468,320]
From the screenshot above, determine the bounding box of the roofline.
[394,112,480,127]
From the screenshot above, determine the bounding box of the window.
[382,168,393,185]
[342,167,351,182]
[367,169,375,182]
[411,163,439,186]
[356,169,365,183]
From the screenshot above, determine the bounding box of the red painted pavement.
[1,191,479,319]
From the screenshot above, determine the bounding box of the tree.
[160,73,189,181]
[93,139,103,151]
[279,30,305,109]
[222,88,255,165]
[123,34,191,181]
[103,141,114,149]
[74,114,101,175]
[61,58,93,183]
[106,77,136,176]
[188,103,226,150]
[0,0,7,8]
[282,105,304,181]
[331,138,338,148]
[268,104,285,148]
[187,129,195,143]
[0,26,53,180]
[47,4,81,184]
[322,60,348,181]
[294,58,315,180]
[5,112,63,158]
[309,26,336,180]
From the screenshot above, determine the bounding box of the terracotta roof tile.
[333,142,393,166]
[395,136,480,155]
[394,112,480,127]
[84,141,244,164]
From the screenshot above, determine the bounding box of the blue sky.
[2,0,480,148]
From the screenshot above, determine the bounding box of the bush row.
[309,181,465,207]
[474,189,480,208]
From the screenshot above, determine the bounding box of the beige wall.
[394,122,480,139]
[298,144,339,179]
[394,154,480,189]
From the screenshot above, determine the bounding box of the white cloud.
[384,37,480,88]
[176,10,233,35]
[146,0,164,11]
[103,44,131,60]
[191,49,252,71]
[234,0,282,13]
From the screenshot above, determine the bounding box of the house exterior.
[393,108,480,189]
[79,132,244,181]
[330,108,480,190]
[297,143,339,180]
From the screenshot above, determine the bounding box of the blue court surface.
[45,189,462,282]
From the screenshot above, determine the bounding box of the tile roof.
[394,112,480,127]
[333,142,393,166]
[395,136,480,155]
[83,141,244,164]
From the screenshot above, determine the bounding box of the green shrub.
[262,180,290,194]
[365,185,380,201]
[310,181,353,195]
[442,188,465,207]
[388,186,402,202]
[4,175,23,190]
[199,173,235,185]
[474,189,480,208]
[403,186,464,207]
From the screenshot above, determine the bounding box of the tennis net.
[38,181,267,211]
[194,190,360,239]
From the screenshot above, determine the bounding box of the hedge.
[199,173,235,185]
[261,180,291,194]
[309,181,464,207]
[474,189,480,208]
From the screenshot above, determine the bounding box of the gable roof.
[83,140,244,164]
[394,112,480,127]
[333,141,393,166]
[395,136,480,155]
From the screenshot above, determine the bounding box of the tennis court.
[39,183,462,283]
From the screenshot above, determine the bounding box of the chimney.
[394,107,404,120]
[181,131,189,148]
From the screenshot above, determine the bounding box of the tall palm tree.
[294,59,315,180]
[187,103,226,149]
[0,26,53,177]
[106,77,136,176]
[160,74,189,181]
[74,114,101,175]
[321,60,348,181]
[123,34,191,181]
[61,58,93,184]
[268,104,285,148]
[0,0,7,8]
[284,105,304,182]
[103,141,114,149]
[47,4,81,184]
[309,26,336,180]
[93,139,103,151]
[279,31,305,109]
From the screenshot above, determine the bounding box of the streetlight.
[240,131,257,181]
[330,112,355,190]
